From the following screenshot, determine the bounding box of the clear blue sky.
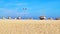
[0,0,60,19]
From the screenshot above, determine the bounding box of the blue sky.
[0,0,60,19]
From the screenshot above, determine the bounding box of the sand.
[0,19,60,34]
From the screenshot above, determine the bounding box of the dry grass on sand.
[0,19,60,34]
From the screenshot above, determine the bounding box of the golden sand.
[0,19,60,34]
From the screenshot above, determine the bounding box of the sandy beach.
[0,19,60,34]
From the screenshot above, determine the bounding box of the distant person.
[39,16,46,20]
[14,18,17,20]
[55,18,60,20]
[8,17,12,19]
[17,17,21,20]
[29,18,33,20]
[2,17,6,19]
[48,18,53,20]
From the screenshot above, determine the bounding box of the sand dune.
[0,19,60,34]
